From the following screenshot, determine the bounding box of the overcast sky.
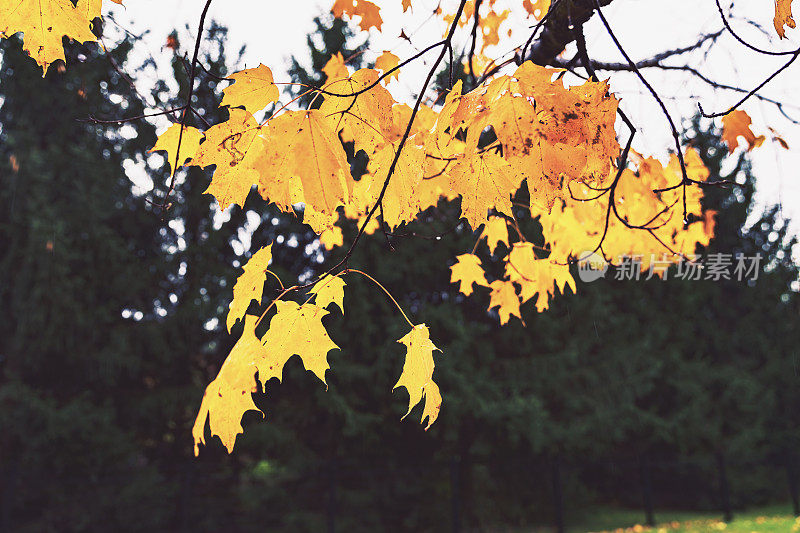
[107,0,800,237]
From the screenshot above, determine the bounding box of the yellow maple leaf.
[322,52,350,82]
[488,280,521,325]
[259,110,352,214]
[368,141,425,229]
[192,108,261,169]
[488,62,620,207]
[319,68,395,156]
[482,215,509,254]
[220,63,280,114]
[331,0,383,31]
[302,204,339,234]
[149,124,204,176]
[395,324,442,429]
[721,110,765,153]
[260,300,339,385]
[193,113,264,210]
[504,243,575,312]
[319,225,344,250]
[449,150,522,229]
[309,275,346,313]
[450,253,489,296]
[774,0,796,38]
[226,244,273,332]
[195,299,340,455]
[204,165,259,211]
[486,93,571,210]
[375,50,400,84]
[192,315,264,455]
[0,0,97,74]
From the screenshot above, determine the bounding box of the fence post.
[327,459,336,533]
[450,456,461,533]
[639,454,655,527]
[715,452,733,523]
[551,455,565,533]
[786,452,800,517]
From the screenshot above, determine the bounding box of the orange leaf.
[774,0,796,38]
[721,110,765,154]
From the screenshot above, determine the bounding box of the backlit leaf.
[220,63,280,114]
[0,0,97,74]
[395,324,442,429]
[227,244,273,332]
[450,253,489,296]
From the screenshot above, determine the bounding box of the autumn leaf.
[309,275,347,313]
[480,8,509,52]
[258,109,352,214]
[774,0,796,38]
[192,108,261,169]
[488,280,522,325]
[331,0,383,31]
[195,299,340,455]
[769,126,790,149]
[83,0,101,21]
[220,63,280,114]
[204,166,260,211]
[319,68,395,156]
[193,315,265,455]
[486,92,570,210]
[504,243,576,312]
[450,253,489,296]
[449,150,522,229]
[319,225,344,250]
[192,111,264,210]
[721,110,765,153]
[375,51,400,84]
[486,62,620,209]
[226,244,273,332]
[322,52,350,82]
[368,141,425,229]
[150,124,204,176]
[482,215,509,255]
[395,324,442,429]
[0,0,97,74]
[259,300,339,385]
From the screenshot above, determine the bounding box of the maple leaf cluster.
[193,246,441,455]
[174,54,717,452]
[1,0,792,455]
[159,1,786,454]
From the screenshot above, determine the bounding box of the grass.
[568,503,799,533]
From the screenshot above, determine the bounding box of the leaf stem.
[254,287,293,329]
[265,269,284,290]
[345,269,414,328]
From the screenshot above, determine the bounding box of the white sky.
[108,0,800,235]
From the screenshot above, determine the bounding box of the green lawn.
[569,504,798,533]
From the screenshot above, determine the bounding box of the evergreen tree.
[0,28,172,531]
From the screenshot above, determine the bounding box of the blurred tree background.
[0,14,798,533]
